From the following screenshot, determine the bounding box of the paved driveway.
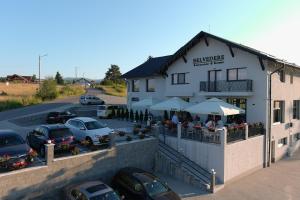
[181,149,300,200]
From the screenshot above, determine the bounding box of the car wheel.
[86,137,93,146]
[39,146,46,158]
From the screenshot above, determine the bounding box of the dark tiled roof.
[121,55,171,79]
[161,31,299,72]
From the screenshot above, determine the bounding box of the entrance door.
[271,140,275,163]
[208,70,221,92]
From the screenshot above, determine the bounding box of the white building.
[122,31,300,182]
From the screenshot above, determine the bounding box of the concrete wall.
[127,76,166,110]
[0,138,158,200]
[268,64,300,161]
[224,135,264,182]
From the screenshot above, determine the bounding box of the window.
[290,73,294,84]
[227,68,247,81]
[171,73,188,84]
[132,80,140,92]
[293,100,300,119]
[279,70,285,82]
[294,133,300,141]
[273,101,285,123]
[278,137,287,148]
[146,79,155,92]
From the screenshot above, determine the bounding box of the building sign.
[193,55,224,66]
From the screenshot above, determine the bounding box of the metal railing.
[181,127,221,144]
[248,124,265,137]
[226,125,246,143]
[200,80,253,92]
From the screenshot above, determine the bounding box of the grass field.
[0,83,85,111]
[95,84,127,97]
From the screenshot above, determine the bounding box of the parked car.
[0,130,36,170]
[80,95,105,105]
[46,111,77,124]
[97,105,125,118]
[64,180,123,200]
[65,117,113,146]
[112,167,181,200]
[26,124,75,157]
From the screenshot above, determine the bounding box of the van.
[80,95,105,105]
[97,105,121,118]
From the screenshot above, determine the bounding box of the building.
[6,74,35,83]
[122,31,300,182]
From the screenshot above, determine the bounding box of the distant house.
[6,74,35,83]
[73,78,92,88]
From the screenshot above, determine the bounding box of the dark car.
[46,111,77,124]
[64,180,123,200]
[112,167,181,200]
[0,130,36,170]
[26,124,75,157]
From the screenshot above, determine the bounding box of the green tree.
[55,71,64,85]
[36,79,58,100]
[32,74,37,82]
[103,65,124,84]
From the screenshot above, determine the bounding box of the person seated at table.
[205,118,215,129]
[215,115,224,128]
[194,115,200,122]
[171,112,179,129]
[187,118,195,130]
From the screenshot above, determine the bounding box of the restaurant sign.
[193,55,224,66]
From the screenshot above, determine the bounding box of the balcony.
[200,80,253,93]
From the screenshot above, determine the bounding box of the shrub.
[111,108,116,118]
[120,108,124,119]
[125,109,129,120]
[0,100,23,111]
[100,79,114,85]
[59,85,85,96]
[0,91,8,96]
[135,111,139,121]
[139,111,143,123]
[116,108,120,118]
[36,79,58,100]
[144,109,149,122]
[129,110,134,121]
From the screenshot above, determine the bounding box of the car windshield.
[0,134,25,147]
[143,179,169,198]
[84,121,106,130]
[90,191,120,200]
[49,128,72,138]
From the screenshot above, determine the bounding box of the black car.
[26,124,75,157]
[46,111,77,124]
[112,167,181,200]
[0,130,36,170]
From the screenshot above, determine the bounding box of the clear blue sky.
[0,0,299,79]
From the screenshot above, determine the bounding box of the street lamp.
[38,54,48,88]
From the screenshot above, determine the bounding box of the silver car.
[65,117,114,145]
[64,180,122,200]
[80,95,105,105]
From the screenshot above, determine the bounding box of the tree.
[32,74,37,82]
[135,111,139,122]
[36,79,58,100]
[103,65,124,84]
[55,71,64,85]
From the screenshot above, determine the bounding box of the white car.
[65,117,114,145]
[80,95,105,105]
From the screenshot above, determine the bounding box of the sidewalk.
[165,149,300,200]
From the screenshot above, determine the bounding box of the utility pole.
[38,54,47,89]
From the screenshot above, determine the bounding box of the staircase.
[155,142,213,191]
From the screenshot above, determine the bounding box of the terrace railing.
[226,124,246,143]
[181,127,221,144]
[200,80,253,92]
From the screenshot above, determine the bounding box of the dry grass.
[96,84,127,97]
[0,83,38,97]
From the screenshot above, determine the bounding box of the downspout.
[267,64,284,167]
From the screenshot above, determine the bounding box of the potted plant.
[129,110,134,121]
[125,109,129,121]
[135,111,139,122]
[139,133,145,139]
[139,111,144,123]
[144,109,149,122]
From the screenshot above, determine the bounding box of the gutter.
[267,64,284,167]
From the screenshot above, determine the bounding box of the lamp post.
[38,54,47,88]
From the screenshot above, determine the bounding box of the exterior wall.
[127,76,166,109]
[164,38,269,125]
[224,135,264,181]
[0,138,158,200]
[269,65,300,161]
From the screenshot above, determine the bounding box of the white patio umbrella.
[131,98,160,110]
[150,97,190,111]
[184,98,245,116]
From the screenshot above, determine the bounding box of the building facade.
[122,31,300,164]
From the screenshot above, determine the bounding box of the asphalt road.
[0,88,126,121]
